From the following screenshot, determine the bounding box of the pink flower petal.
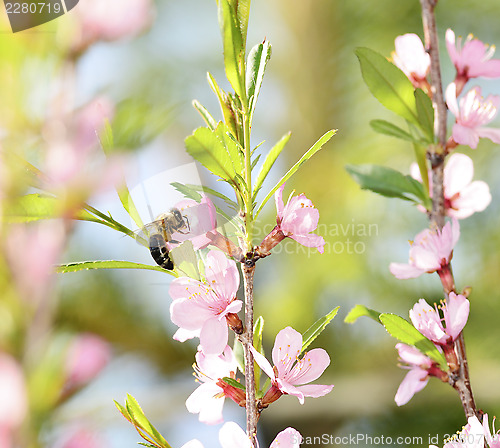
[173,328,200,342]
[452,124,480,149]
[289,233,325,253]
[170,298,215,331]
[294,383,334,399]
[446,82,460,118]
[389,262,426,279]
[275,184,286,219]
[249,346,276,380]
[181,440,204,448]
[200,318,229,355]
[393,33,430,80]
[270,427,303,448]
[444,292,470,340]
[445,29,459,67]
[272,327,303,377]
[476,126,500,144]
[396,343,433,368]
[444,153,474,198]
[169,277,210,301]
[451,180,491,218]
[395,367,429,406]
[186,382,225,425]
[286,348,331,385]
[205,251,240,301]
[219,422,252,448]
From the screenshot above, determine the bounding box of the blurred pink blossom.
[389,219,459,279]
[0,353,28,444]
[446,29,500,94]
[57,428,107,448]
[250,326,333,405]
[409,293,469,345]
[392,33,430,88]
[186,346,238,425]
[169,195,217,250]
[65,333,111,388]
[410,153,491,219]
[446,83,500,149]
[72,0,153,50]
[181,422,302,448]
[5,220,66,304]
[169,250,242,355]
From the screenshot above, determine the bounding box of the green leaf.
[301,306,339,353]
[253,316,264,390]
[246,41,272,124]
[125,395,171,448]
[356,47,418,125]
[207,73,239,139]
[214,122,244,175]
[232,0,251,49]
[415,88,435,142]
[56,261,175,275]
[233,338,245,374]
[255,129,336,218]
[192,100,217,131]
[170,182,238,210]
[344,304,382,324]
[185,127,238,184]
[379,314,447,370]
[345,164,428,204]
[253,132,291,198]
[413,142,430,201]
[369,120,419,143]
[221,376,246,391]
[218,0,245,98]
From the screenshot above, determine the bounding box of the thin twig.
[243,264,258,446]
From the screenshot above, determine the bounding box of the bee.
[136,209,190,270]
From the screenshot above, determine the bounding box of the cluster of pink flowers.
[393,30,500,150]
[394,292,470,405]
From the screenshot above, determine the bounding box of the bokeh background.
[1,0,500,446]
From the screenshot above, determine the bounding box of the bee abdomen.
[149,234,174,270]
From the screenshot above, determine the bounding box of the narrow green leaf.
[56,261,175,275]
[171,241,200,281]
[233,0,251,48]
[356,47,419,125]
[379,314,447,370]
[221,376,246,391]
[255,130,336,218]
[207,73,239,138]
[253,316,264,390]
[301,306,339,354]
[413,142,430,203]
[370,120,418,143]
[138,444,160,448]
[253,132,291,198]
[345,164,428,204]
[125,395,171,448]
[185,127,237,183]
[233,338,245,374]
[114,401,133,423]
[218,0,245,98]
[344,304,382,324]
[214,123,244,175]
[170,182,238,210]
[192,100,217,131]
[415,88,435,142]
[246,41,272,123]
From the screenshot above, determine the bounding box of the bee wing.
[135,221,162,247]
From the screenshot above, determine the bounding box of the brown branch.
[420,0,478,420]
[242,264,258,446]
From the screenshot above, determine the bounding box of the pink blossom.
[431,415,485,448]
[169,195,217,250]
[65,333,111,388]
[186,346,238,425]
[409,293,469,345]
[250,327,333,405]
[274,183,325,253]
[394,344,432,406]
[389,219,460,279]
[446,29,500,85]
[0,354,27,430]
[410,153,491,219]
[392,33,430,88]
[181,422,302,448]
[73,0,153,49]
[483,414,500,448]
[57,428,107,448]
[446,83,500,149]
[5,220,66,304]
[169,250,242,355]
